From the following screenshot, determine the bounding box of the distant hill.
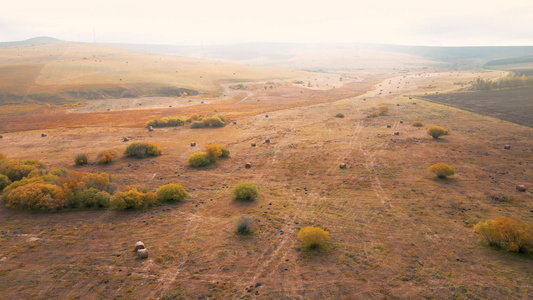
[0,37,62,47]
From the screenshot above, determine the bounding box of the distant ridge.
[0,36,62,47]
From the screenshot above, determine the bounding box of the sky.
[1,0,532,46]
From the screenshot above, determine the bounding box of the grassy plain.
[0,45,532,299]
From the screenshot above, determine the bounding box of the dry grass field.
[0,44,532,299]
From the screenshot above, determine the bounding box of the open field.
[1,60,532,298]
[420,87,533,127]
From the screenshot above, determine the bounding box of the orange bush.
[474,217,533,253]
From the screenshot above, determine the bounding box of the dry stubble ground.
[0,71,532,299]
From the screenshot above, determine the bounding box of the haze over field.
[2,0,533,46]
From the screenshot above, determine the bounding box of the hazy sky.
[1,0,532,46]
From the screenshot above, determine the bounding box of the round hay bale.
[123,137,129,142]
[169,105,172,108]
[339,163,347,169]
[251,143,256,147]
[516,185,527,192]
[399,120,404,124]
[386,124,391,128]
[245,163,252,169]
[190,142,196,147]
[137,248,149,259]
[265,139,270,143]
[233,121,237,125]
[504,145,511,150]
[265,115,269,118]
[393,132,400,136]
[0,135,3,139]
[133,241,145,252]
[148,126,154,132]
[41,133,47,137]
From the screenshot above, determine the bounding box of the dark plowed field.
[420,87,533,127]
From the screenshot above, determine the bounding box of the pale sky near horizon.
[1,0,532,46]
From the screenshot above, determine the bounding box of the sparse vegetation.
[298,226,330,249]
[124,142,162,158]
[236,215,254,235]
[156,183,187,203]
[427,126,448,139]
[474,217,533,254]
[366,105,388,118]
[428,163,455,179]
[74,154,89,166]
[412,120,423,127]
[232,182,259,201]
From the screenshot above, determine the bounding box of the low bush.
[74,153,89,166]
[156,183,187,202]
[205,144,223,162]
[124,142,162,158]
[185,113,201,123]
[427,126,448,139]
[190,114,226,129]
[217,145,230,158]
[428,163,455,179]
[146,116,184,128]
[0,159,44,182]
[5,182,68,211]
[474,217,533,253]
[187,151,212,167]
[110,187,157,210]
[74,188,111,208]
[232,182,259,201]
[236,215,254,235]
[335,113,344,118]
[0,174,11,191]
[202,116,225,127]
[411,121,423,127]
[190,121,206,129]
[97,151,115,164]
[298,226,330,249]
[366,105,388,118]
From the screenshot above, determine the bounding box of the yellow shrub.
[5,182,67,211]
[232,182,259,201]
[474,217,533,253]
[187,151,212,167]
[110,188,157,210]
[98,151,115,164]
[298,226,330,249]
[205,144,222,162]
[428,163,455,179]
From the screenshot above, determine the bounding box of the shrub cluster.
[232,182,259,201]
[2,167,115,211]
[124,142,162,158]
[428,163,455,179]
[0,158,47,182]
[427,126,448,139]
[366,105,388,118]
[146,116,184,128]
[187,114,226,129]
[474,217,533,253]
[188,144,230,168]
[110,186,157,210]
[298,226,330,249]
[97,151,116,164]
[236,215,254,235]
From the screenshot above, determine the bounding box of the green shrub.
[232,182,259,201]
[187,151,212,167]
[0,174,11,191]
[412,121,423,127]
[427,126,448,139]
[335,113,344,118]
[191,121,206,129]
[124,142,162,158]
[474,217,533,253]
[428,163,455,179]
[5,182,68,211]
[146,116,184,128]
[110,188,157,210]
[298,226,330,249]
[74,153,89,165]
[236,215,254,235]
[74,188,111,208]
[156,183,187,202]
